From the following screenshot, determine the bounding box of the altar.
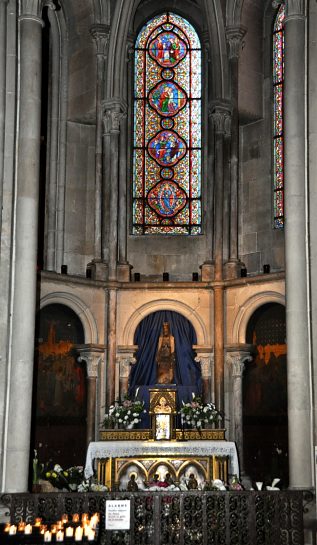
[84,440,239,490]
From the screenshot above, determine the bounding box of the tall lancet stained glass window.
[133,13,202,235]
[273,2,285,229]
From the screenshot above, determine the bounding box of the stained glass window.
[273,2,285,229]
[133,13,202,235]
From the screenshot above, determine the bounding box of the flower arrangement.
[39,462,85,491]
[103,395,146,429]
[179,394,222,429]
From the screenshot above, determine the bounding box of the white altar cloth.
[84,440,239,479]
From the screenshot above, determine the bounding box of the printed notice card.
[105,500,131,530]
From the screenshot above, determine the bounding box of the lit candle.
[24,524,32,534]
[61,514,68,524]
[18,521,25,532]
[90,515,99,529]
[9,525,17,535]
[50,525,57,534]
[4,523,10,532]
[84,525,91,537]
[87,529,95,541]
[74,526,83,541]
[72,514,80,523]
[35,517,42,527]
[56,529,64,542]
[44,530,52,542]
[56,521,63,530]
[65,526,74,537]
[81,513,88,523]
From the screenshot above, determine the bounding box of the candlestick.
[74,526,83,541]
[44,530,52,542]
[24,524,32,534]
[9,525,17,535]
[56,529,64,542]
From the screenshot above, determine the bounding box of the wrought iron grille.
[1,490,304,545]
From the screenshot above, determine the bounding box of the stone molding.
[90,24,110,56]
[226,26,247,60]
[286,0,305,17]
[19,0,56,19]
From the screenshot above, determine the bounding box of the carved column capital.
[102,99,127,134]
[76,344,106,378]
[19,0,57,21]
[209,102,232,135]
[286,0,305,18]
[90,24,110,56]
[117,356,137,378]
[195,353,214,378]
[226,26,247,60]
[227,351,252,378]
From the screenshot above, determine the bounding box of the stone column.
[0,0,8,231]
[224,26,246,279]
[227,350,252,474]
[284,0,312,489]
[90,25,110,261]
[195,352,214,403]
[106,288,117,407]
[102,100,126,280]
[210,104,231,413]
[77,345,105,447]
[116,354,137,401]
[4,0,55,492]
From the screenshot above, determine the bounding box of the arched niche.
[121,298,208,346]
[243,302,288,487]
[31,303,88,474]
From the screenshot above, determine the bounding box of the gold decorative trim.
[100,428,225,441]
[175,429,226,441]
[100,429,152,441]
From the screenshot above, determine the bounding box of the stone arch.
[232,291,285,344]
[122,299,208,346]
[40,292,99,344]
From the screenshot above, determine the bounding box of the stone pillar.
[4,0,55,492]
[106,288,117,407]
[0,0,8,230]
[284,0,312,489]
[77,345,105,447]
[116,354,137,401]
[227,350,252,474]
[195,352,214,403]
[90,25,110,261]
[224,26,246,279]
[102,100,126,280]
[210,104,231,413]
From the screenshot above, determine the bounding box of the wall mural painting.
[243,303,288,487]
[32,304,86,470]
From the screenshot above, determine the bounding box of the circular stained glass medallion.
[161,68,175,80]
[148,81,187,117]
[148,130,187,166]
[161,118,174,129]
[148,32,187,68]
[147,180,187,217]
[161,167,174,179]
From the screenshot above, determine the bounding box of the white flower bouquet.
[179,394,222,429]
[103,396,146,429]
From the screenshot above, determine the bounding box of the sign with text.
[105,500,131,530]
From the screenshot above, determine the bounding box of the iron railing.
[1,490,304,545]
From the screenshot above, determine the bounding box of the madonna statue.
[156,322,175,384]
